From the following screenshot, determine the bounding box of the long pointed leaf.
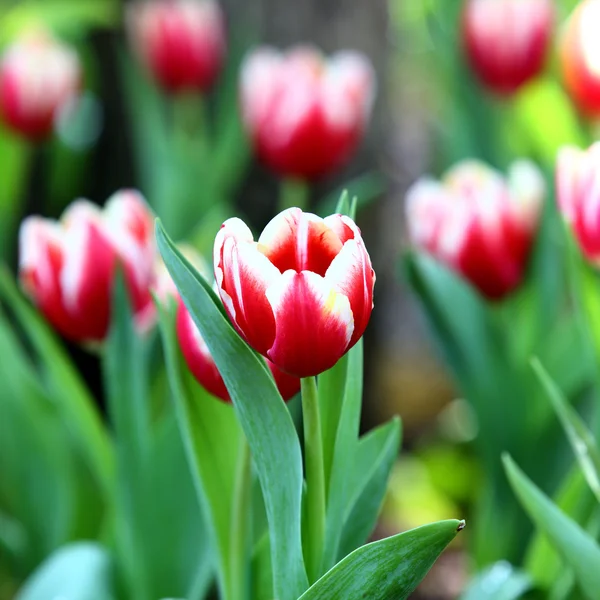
[504,454,600,600]
[299,520,464,600]
[156,220,308,600]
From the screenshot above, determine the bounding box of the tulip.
[214,208,375,378]
[126,0,226,94]
[0,32,81,139]
[556,143,600,262]
[560,0,600,117]
[406,160,545,300]
[176,299,301,401]
[240,46,375,180]
[19,190,156,343]
[462,0,554,95]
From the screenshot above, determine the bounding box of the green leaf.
[460,562,531,600]
[531,358,600,502]
[503,454,600,600]
[103,274,154,599]
[0,0,119,42]
[317,353,348,493]
[299,520,464,600]
[337,418,402,561]
[17,542,115,600]
[158,299,240,599]
[156,220,309,600]
[0,267,113,498]
[525,466,597,590]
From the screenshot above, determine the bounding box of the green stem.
[301,376,326,583]
[230,437,252,600]
[279,178,310,213]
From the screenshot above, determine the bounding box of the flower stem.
[279,178,309,213]
[301,376,326,583]
[230,437,252,600]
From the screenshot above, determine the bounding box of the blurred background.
[0,0,595,598]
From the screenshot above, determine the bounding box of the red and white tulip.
[240,46,375,180]
[560,0,600,117]
[0,32,81,139]
[19,190,156,343]
[462,0,554,95]
[406,160,545,300]
[556,143,600,262]
[126,0,226,94]
[214,208,375,378]
[176,299,301,402]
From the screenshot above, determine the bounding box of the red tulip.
[240,46,375,180]
[214,208,375,378]
[19,190,156,343]
[556,143,600,262]
[127,0,226,94]
[560,0,600,117]
[406,160,545,300]
[0,32,81,139]
[176,299,300,401]
[462,0,554,95]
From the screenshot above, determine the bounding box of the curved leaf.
[299,520,464,600]
[504,454,600,600]
[156,220,308,600]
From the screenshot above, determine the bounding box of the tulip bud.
[19,190,156,343]
[126,0,226,94]
[240,46,375,180]
[176,299,300,402]
[214,208,375,378]
[406,160,545,300]
[0,32,81,139]
[560,0,600,117]
[462,0,554,95]
[556,143,600,262]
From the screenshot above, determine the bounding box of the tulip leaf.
[531,358,600,503]
[337,417,402,561]
[156,220,309,600]
[16,542,115,600]
[158,299,241,599]
[299,519,464,600]
[0,267,113,497]
[525,467,597,590]
[503,454,600,600]
[460,561,532,600]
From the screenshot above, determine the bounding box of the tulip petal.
[177,300,230,401]
[325,238,374,347]
[265,270,354,377]
[257,208,343,275]
[216,235,279,355]
[18,217,78,338]
[61,212,117,341]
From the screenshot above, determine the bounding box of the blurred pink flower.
[19,190,156,343]
[240,46,375,180]
[0,32,81,139]
[407,160,545,300]
[462,0,554,95]
[127,0,226,93]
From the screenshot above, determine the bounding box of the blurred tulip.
[19,191,156,343]
[560,0,600,117]
[214,208,375,378]
[176,299,301,401]
[556,143,600,262]
[127,0,226,94]
[0,32,81,139]
[462,0,554,95]
[406,160,545,300]
[240,46,375,180]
